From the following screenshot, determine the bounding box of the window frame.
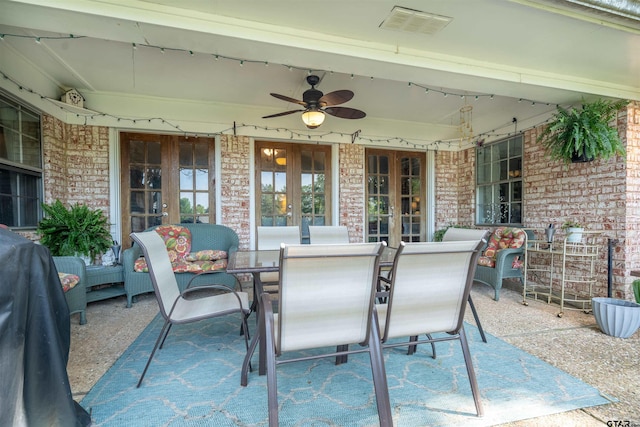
[0,91,43,229]
[475,135,523,226]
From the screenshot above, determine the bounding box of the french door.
[120,132,216,248]
[366,149,426,247]
[255,141,332,243]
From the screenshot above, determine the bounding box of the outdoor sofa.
[122,223,240,307]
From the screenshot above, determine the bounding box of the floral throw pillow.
[154,225,192,262]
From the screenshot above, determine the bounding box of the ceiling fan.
[262,75,366,129]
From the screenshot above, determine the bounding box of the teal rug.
[81,314,613,426]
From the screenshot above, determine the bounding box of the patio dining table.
[226,246,396,375]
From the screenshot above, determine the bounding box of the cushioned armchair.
[52,256,87,325]
[122,223,240,307]
[474,227,527,301]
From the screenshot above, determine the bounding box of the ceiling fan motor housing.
[303,88,323,109]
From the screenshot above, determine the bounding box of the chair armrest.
[185,269,241,290]
[52,256,87,283]
[122,245,143,271]
[494,247,524,269]
[168,284,249,317]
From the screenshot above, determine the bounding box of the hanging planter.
[537,99,627,165]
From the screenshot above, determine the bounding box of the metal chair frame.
[131,231,251,388]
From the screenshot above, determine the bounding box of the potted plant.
[38,200,113,265]
[592,282,640,338]
[561,220,584,243]
[537,98,627,164]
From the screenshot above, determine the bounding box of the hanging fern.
[38,200,113,260]
[537,99,627,164]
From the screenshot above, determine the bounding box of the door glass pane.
[195,169,208,191]
[147,142,161,164]
[129,140,144,163]
[180,168,194,190]
[274,172,286,192]
[194,141,208,167]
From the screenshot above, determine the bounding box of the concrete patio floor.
[67,281,639,426]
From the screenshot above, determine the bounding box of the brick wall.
[435,151,459,229]
[219,134,251,250]
[17,116,112,242]
[623,102,640,298]
[42,115,111,213]
[339,143,365,242]
[434,149,475,230]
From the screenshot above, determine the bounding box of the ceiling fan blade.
[262,110,301,119]
[270,93,306,106]
[319,90,354,107]
[324,106,366,119]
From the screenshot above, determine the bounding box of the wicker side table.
[85,264,125,303]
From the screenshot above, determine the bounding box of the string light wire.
[0,30,562,148]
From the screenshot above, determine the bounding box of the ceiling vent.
[380,6,453,35]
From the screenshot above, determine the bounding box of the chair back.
[257,226,300,249]
[442,227,489,243]
[130,231,180,319]
[308,225,350,244]
[382,239,485,340]
[277,242,384,353]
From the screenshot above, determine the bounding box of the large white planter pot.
[592,297,640,338]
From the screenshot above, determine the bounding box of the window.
[476,135,522,225]
[0,93,43,228]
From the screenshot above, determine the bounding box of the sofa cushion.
[134,257,228,273]
[477,256,495,268]
[173,259,228,273]
[58,272,80,293]
[184,249,228,262]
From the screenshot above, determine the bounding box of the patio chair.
[241,242,392,427]
[130,231,250,388]
[475,227,527,301]
[256,226,301,290]
[442,228,491,342]
[378,239,486,417]
[308,225,350,244]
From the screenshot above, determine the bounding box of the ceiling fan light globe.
[301,110,325,128]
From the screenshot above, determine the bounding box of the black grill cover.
[0,228,91,426]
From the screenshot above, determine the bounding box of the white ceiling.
[0,0,639,148]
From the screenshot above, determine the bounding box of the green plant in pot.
[38,200,113,265]
[537,98,627,164]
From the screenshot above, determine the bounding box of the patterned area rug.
[81,314,613,426]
